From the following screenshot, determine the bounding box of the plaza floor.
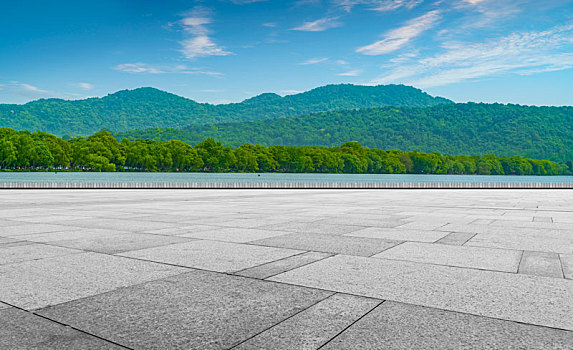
[0,189,572,349]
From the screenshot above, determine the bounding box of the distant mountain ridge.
[0,84,452,136]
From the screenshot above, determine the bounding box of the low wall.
[0,182,572,189]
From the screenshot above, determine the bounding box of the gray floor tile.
[466,233,573,254]
[144,224,226,236]
[519,251,564,278]
[235,293,381,350]
[347,227,449,243]
[321,301,573,350]
[38,270,332,350]
[235,251,333,279]
[12,228,131,243]
[269,255,573,331]
[258,221,366,235]
[250,233,401,256]
[435,232,476,245]
[372,242,522,272]
[0,252,187,310]
[48,232,194,254]
[178,227,289,243]
[0,244,82,265]
[119,240,303,273]
[55,218,183,232]
[0,307,125,350]
[1,223,76,237]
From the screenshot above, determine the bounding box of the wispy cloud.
[291,17,342,32]
[230,0,269,4]
[179,6,233,59]
[113,63,164,74]
[262,22,277,27]
[113,63,223,76]
[338,69,363,76]
[371,23,573,87]
[280,89,304,95]
[357,10,440,55]
[298,57,329,65]
[19,83,48,93]
[73,82,94,90]
[335,0,423,12]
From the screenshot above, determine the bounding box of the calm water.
[0,172,572,183]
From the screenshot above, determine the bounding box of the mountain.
[115,103,573,162]
[0,84,451,136]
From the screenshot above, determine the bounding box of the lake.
[0,172,572,184]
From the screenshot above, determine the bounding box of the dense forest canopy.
[0,128,570,175]
[0,84,451,136]
[116,102,573,162]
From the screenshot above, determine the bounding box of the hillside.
[0,84,451,136]
[115,103,573,162]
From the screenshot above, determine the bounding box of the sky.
[1,0,573,106]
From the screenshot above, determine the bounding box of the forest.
[0,128,570,175]
[116,102,573,162]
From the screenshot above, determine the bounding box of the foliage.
[0,128,569,175]
[0,84,451,136]
[116,102,573,162]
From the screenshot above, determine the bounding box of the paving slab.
[372,242,522,272]
[312,217,405,228]
[347,227,449,243]
[178,227,290,243]
[11,228,132,243]
[466,233,573,254]
[235,251,333,279]
[435,232,476,245]
[519,251,564,278]
[250,232,401,257]
[320,301,573,350]
[0,223,76,237]
[0,307,126,350]
[119,240,303,273]
[143,224,221,236]
[53,218,183,232]
[0,252,187,310]
[49,232,195,254]
[0,243,83,265]
[269,255,573,330]
[561,254,573,279]
[38,270,332,350]
[235,293,381,350]
[258,221,366,235]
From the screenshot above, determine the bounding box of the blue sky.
[1,0,573,105]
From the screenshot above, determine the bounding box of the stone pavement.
[0,189,572,349]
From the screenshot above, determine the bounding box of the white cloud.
[20,83,48,93]
[180,36,233,59]
[263,22,277,27]
[113,63,164,74]
[371,23,573,87]
[335,0,423,12]
[113,63,223,76]
[338,69,363,76]
[357,10,440,55]
[299,57,329,65]
[73,82,94,90]
[230,0,269,4]
[179,6,233,59]
[280,90,304,95]
[292,17,342,32]
[336,60,349,65]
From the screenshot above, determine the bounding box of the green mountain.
[115,103,573,162]
[0,84,451,136]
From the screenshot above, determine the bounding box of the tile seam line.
[316,299,386,350]
[232,250,313,275]
[262,278,573,333]
[0,301,134,350]
[225,292,338,350]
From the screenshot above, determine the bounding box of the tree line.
[0,128,570,175]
